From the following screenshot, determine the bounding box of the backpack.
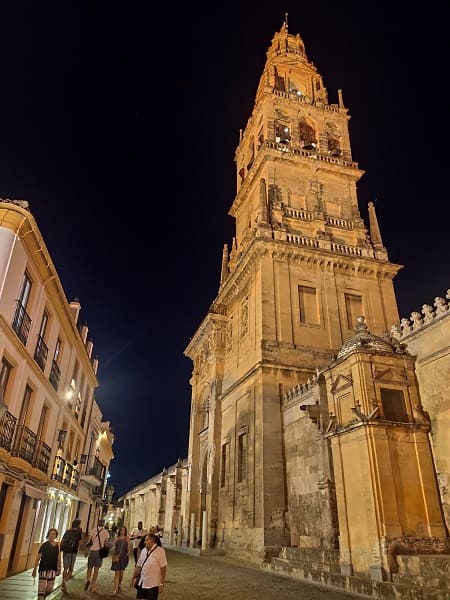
[61,528,80,553]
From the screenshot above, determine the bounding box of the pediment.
[330,372,353,394]
[372,366,407,383]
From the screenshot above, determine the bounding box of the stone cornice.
[217,237,401,307]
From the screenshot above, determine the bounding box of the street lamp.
[106,483,114,505]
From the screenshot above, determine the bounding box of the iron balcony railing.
[12,301,32,345]
[33,439,51,474]
[34,335,48,371]
[11,424,37,463]
[0,410,17,452]
[80,454,105,487]
[49,360,61,391]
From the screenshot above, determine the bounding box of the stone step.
[265,549,450,599]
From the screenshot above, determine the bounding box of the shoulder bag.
[133,546,156,589]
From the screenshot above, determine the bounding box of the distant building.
[120,19,449,596]
[0,198,114,577]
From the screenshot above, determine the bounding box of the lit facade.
[0,198,114,577]
[120,20,449,595]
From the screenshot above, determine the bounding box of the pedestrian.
[60,518,83,592]
[111,525,131,595]
[110,523,118,540]
[131,533,167,599]
[130,520,147,564]
[84,518,110,592]
[32,528,61,600]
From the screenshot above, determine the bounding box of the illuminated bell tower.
[185,17,401,562]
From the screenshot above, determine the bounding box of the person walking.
[32,528,61,600]
[131,533,167,599]
[60,518,82,592]
[110,525,131,595]
[84,518,110,592]
[130,521,147,565]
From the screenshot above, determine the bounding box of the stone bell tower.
[184,17,402,562]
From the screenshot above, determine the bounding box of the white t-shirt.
[130,527,147,549]
[137,545,167,589]
[88,526,110,551]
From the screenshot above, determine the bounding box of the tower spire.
[368,201,384,249]
[220,243,229,286]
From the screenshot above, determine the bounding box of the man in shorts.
[84,519,110,592]
[61,518,83,592]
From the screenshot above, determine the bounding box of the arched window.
[299,120,317,150]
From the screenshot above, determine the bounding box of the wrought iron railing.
[0,410,17,452]
[12,301,31,345]
[11,424,37,463]
[49,360,61,391]
[34,335,48,371]
[80,454,105,481]
[33,439,51,474]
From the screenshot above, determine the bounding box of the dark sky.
[1,3,448,499]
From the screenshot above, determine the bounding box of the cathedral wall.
[217,372,288,562]
[401,304,450,533]
[283,401,336,548]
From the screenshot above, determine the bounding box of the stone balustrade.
[390,289,450,340]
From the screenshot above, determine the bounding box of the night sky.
[1,3,448,499]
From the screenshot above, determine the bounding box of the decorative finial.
[356,315,369,331]
[285,12,288,33]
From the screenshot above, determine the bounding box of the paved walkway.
[0,548,365,599]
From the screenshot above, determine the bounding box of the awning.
[23,484,48,500]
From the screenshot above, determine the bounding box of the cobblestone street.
[50,549,363,600]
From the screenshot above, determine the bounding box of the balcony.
[34,335,48,371]
[49,360,61,391]
[80,454,105,487]
[11,424,37,463]
[33,439,51,474]
[12,301,31,345]
[0,410,17,453]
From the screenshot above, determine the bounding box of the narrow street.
[54,548,363,600]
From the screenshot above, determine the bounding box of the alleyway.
[0,548,366,600]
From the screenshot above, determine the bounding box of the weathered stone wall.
[392,290,450,533]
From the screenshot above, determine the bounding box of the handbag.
[111,552,120,563]
[95,527,109,558]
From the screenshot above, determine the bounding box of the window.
[12,272,32,344]
[220,442,229,488]
[237,432,247,483]
[53,338,62,364]
[18,385,32,427]
[68,360,79,410]
[80,386,90,428]
[75,373,85,417]
[36,405,48,440]
[275,121,291,145]
[298,285,319,325]
[344,293,362,330]
[34,311,49,371]
[0,357,13,404]
[299,121,317,150]
[50,338,62,391]
[18,272,32,307]
[380,388,409,423]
